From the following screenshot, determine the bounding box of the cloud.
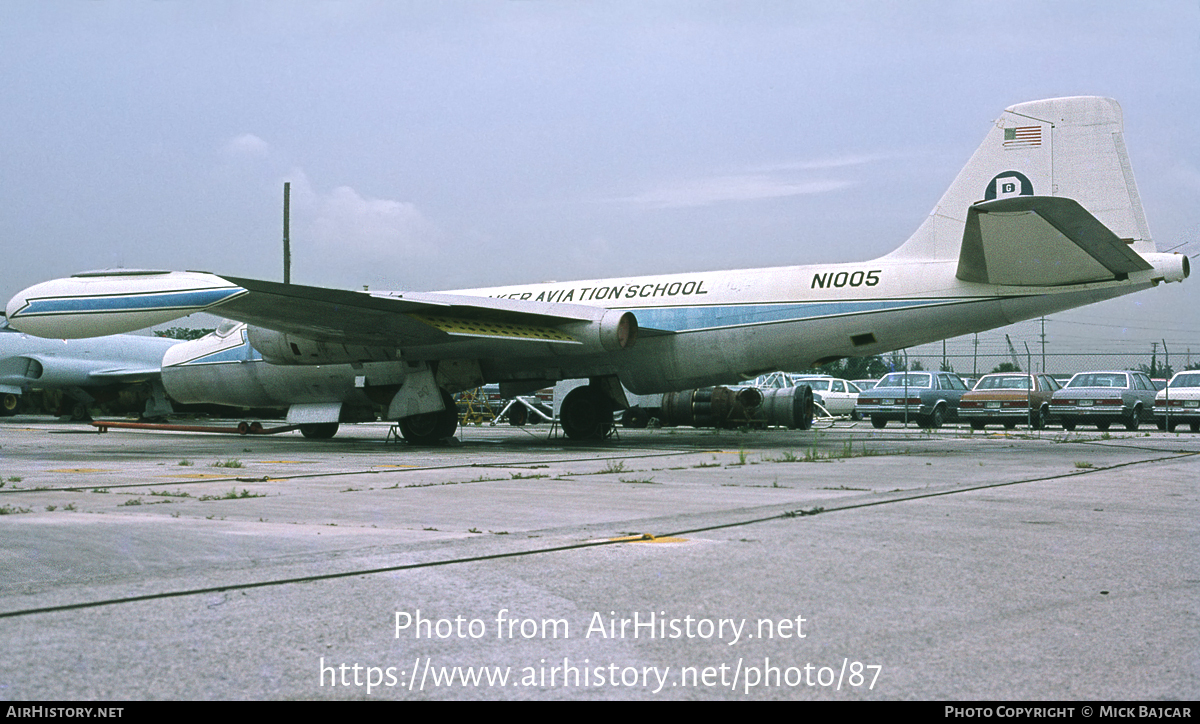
[222,133,271,158]
[308,185,440,259]
[615,174,852,209]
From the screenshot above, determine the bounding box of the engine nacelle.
[564,310,638,354]
[247,326,400,365]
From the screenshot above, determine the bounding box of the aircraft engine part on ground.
[656,385,814,430]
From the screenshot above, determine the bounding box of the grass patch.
[602,460,628,474]
[198,488,265,501]
[210,459,244,469]
[0,504,32,515]
[1073,461,1095,469]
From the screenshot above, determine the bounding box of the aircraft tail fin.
[886,96,1155,269]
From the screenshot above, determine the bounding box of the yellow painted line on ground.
[47,468,112,474]
[258,461,303,464]
[156,473,233,479]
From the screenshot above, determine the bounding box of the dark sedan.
[1049,370,1157,431]
[856,371,969,429]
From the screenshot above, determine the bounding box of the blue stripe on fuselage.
[14,288,244,317]
[626,298,974,332]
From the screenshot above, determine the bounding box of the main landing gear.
[398,389,459,445]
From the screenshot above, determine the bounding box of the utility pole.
[1039,316,1046,373]
[283,182,291,285]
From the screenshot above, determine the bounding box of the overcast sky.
[1,1,1196,363]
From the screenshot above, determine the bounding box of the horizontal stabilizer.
[956,196,1153,286]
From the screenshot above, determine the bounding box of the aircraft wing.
[6,271,644,352]
[956,196,1153,286]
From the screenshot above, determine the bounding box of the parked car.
[791,376,863,418]
[1154,370,1200,432]
[1049,370,1157,431]
[958,373,1061,430]
[851,379,878,391]
[855,371,969,429]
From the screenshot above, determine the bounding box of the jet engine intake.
[565,310,638,354]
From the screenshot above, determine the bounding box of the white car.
[791,376,863,418]
[1155,370,1200,432]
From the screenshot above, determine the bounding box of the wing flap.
[957,196,1153,286]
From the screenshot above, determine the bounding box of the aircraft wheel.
[399,390,459,444]
[300,423,339,439]
[622,407,650,428]
[0,393,20,416]
[507,404,528,427]
[870,416,887,429]
[560,386,614,440]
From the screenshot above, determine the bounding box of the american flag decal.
[1003,126,1042,149]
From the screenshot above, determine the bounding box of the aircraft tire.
[0,393,20,416]
[399,390,459,445]
[560,385,614,440]
[300,423,339,439]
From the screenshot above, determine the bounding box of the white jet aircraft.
[0,313,178,418]
[5,97,1190,441]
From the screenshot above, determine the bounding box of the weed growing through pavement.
[198,488,265,501]
[602,460,628,474]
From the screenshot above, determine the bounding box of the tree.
[154,327,215,340]
[802,355,891,380]
[989,362,1021,374]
